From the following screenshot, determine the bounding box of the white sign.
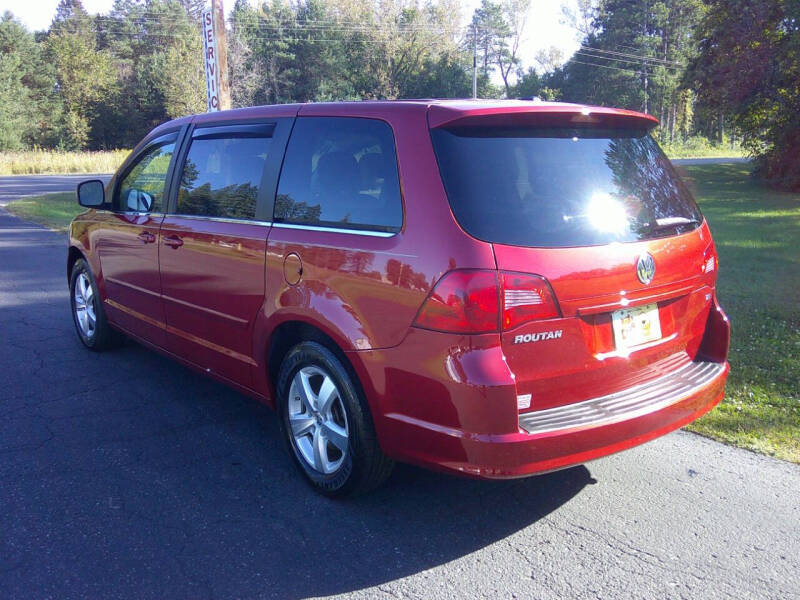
[202,10,220,112]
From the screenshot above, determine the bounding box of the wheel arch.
[67,246,85,281]
[263,318,392,469]
[266,320,365,402]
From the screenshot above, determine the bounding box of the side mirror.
[77,180,105,208]
[126,189,153,212]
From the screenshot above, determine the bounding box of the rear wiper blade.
[647,216,701,231]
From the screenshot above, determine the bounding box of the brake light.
[501,272,560,329]
[413,270,560,334]
[413,270,499,333]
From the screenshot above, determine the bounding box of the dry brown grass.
[0,149,129,175]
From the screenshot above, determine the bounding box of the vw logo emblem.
[636,252,656,285]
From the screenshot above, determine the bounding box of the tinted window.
[176,135,271,220]
[275,117,402,232]
[118,139,175,212]
[431,127,703,247]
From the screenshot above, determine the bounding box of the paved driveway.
[0,176,797,599]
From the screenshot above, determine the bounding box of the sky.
[1,0,582,74]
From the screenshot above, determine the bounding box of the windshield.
[430,127,703,248]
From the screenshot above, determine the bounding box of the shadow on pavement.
[0,209,592,598]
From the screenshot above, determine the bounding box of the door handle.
[137,231,156,244]
[163,235,184,248]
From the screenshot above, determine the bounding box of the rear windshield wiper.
[646,216,701,232]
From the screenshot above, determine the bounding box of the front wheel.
[277,341,393,497]
[69,258,122,351]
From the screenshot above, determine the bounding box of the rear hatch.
[429,104,718,412]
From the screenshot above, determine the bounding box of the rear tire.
[69,258,123,351]
[277,341,393,497]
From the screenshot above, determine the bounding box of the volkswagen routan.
[68,100,730,496]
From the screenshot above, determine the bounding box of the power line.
[91,30,448,46]
[80,12,689,79]
[580,44,684,67]
[567,58,645,76]
[90,15,463,34]
[574,50,682,71]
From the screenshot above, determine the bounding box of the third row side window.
[275,117,403,232]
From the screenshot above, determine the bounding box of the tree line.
[1,0,797,190]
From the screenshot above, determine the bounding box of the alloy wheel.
[73,272,97,339]
[287,366,350,474]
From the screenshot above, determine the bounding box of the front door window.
[117,141,175,213]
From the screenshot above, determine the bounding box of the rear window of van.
[430,127,702,248]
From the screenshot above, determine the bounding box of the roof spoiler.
[428,104,659,131]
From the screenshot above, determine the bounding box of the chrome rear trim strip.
[518,361,726,435]
[272,222,397,237]
[168,214,272,227]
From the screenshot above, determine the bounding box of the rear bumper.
[352,316,729,479]
[380,359,727,479]
[518,360,725,436]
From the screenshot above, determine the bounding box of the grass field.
[5,192,81,232]
[0,149,129,175]
[662,145,746,159]
[6,163,799,462]
[679,164,800,462]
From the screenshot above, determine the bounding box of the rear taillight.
[501,272,560,329]
[412,270,499,333]
[702,244,716,275]
[413,270,560,334]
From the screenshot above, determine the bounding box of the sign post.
[202,0,230,112]
[202,8,220,112]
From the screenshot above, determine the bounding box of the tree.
[470,1,506,81]
[550,0,703,146]
[0,15,35,149]
[4,0,519,152]
[229,0,470,104]
[467,0,530,97]
[495,0,530,96]
[511,67,541,98]
[177,0,205,22]
[99,0,205,146]
[46,0,116,149]
[561,0,602,39]
[534,45,564,73]
[689,0,800,190]
[402,53,473,99]
[0,13,61,149]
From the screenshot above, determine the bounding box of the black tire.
[277,341,394,497]
[69,258,123,351]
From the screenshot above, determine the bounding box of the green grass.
[7,164,799,462]
[680,164,800,463]
[661,143,746,159]
[6,192,85,232]
[0,149,128,175]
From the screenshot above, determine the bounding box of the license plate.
[611,303,662,350]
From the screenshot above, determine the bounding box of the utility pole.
[202,0,231,112]
[642,2,648,114]
[642,62,648,114]
[472,24,478,99]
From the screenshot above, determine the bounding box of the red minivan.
[69,100,730,496]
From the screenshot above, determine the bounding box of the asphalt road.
[1,175,798,600]
[0,174,112,208]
